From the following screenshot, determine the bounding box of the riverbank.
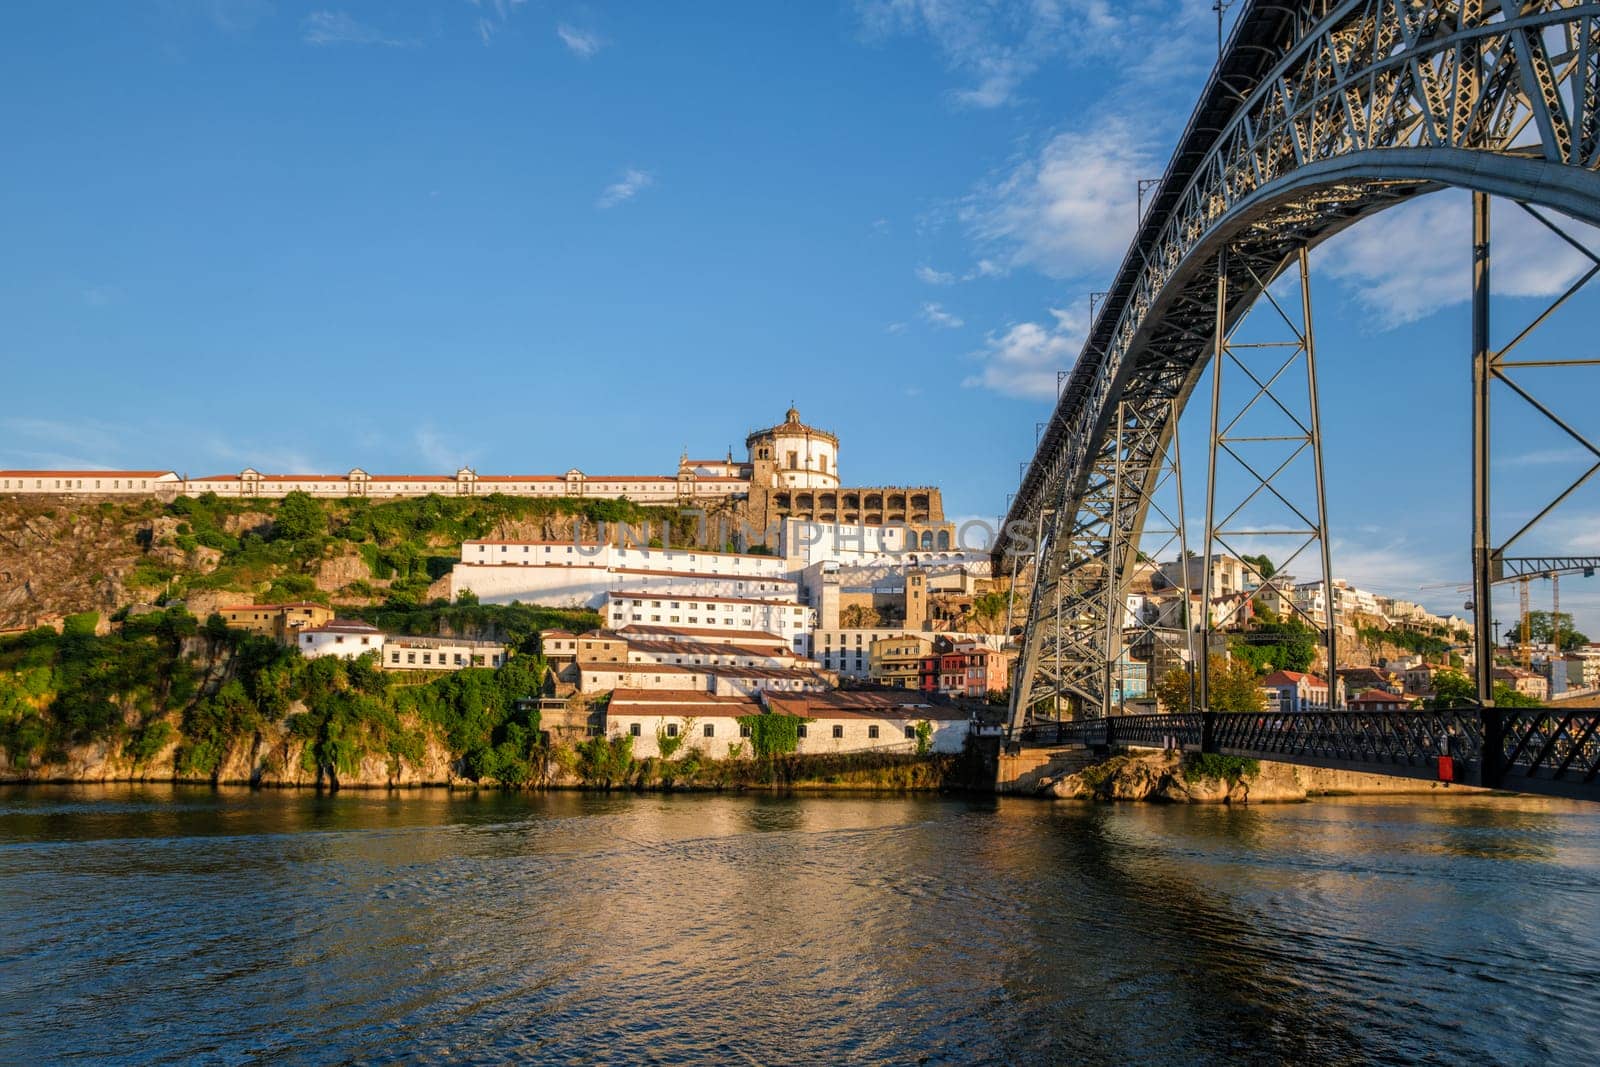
[1000,746,1481,803]
[0,740,983,794]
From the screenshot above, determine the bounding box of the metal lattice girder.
[1002,1,1600,733]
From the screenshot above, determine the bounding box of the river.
[2,785,1597,1065]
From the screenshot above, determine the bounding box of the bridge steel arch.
[1000,0,1600,727]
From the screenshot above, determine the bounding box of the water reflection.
[1,786,1597,1064]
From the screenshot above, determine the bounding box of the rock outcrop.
[1034,748,1476,803]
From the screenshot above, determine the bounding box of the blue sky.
[3,0,1599,634]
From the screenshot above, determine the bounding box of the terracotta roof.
[617,625,787,644]
[580,660,702,675]
[626,638,798,660]
[539,629,577,638]
[219,602,328,612]
[611,689,753,704]
[765,690,969,721]
[1260,670,1328,687]
[607,690,762,719]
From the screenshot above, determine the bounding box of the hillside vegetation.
[0,608,554,786]
[0,491,714,628]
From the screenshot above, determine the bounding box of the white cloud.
[921,302,964,329]
[596,168,654,209]
[963,307,1084,398]
[1504,447,1597,468]
[853,0,1111,108]
[886,321,908,334]
[962,119,1150,279]
[469,0,527,45]
[0,417,127,470]
[413,427,474,472]
[556,23,605,58]
[916,265,955,285]
[1317,190,1600,328]
[853,1,1203,109]
[203,0,274,33]
[302,11,408,47]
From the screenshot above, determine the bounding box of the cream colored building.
[384,636,507,672]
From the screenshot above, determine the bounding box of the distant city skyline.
[4,1,1598,633]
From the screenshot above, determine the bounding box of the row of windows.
[2,478,155,491]
[386,650,499,667]
[625,721,917,741]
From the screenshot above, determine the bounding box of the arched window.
[920,530,934,550]
[936,530,950,550]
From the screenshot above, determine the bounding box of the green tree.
[1493,683,1544,708]
[1155,667,1196,712]
[1525,611,1589,651]
[968,592,1010,634]
[1241,553,1276,580]
[1208,655,1266,713]
[1428,669,1477,709]
[1231,620,1318,675]
[272,490,324,543]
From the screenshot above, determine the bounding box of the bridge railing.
[1014,706,1600,801]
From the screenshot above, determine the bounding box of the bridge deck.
[1019,708,1600,804]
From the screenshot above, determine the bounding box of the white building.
[384,636,507,672]
[451,540,797,610]
[604,689,973,758]
[297,621,386,661]
[577,661,828,696]
[604,591,814,652]
[0,470,181,495]
[605,691,764,759]
[747,407,840,489]
[765,692,973,755]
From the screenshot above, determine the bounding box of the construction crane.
[1519,576,1532,670]
[1422,559,1599,672]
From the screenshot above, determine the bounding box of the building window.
[704,723,715,737]
[904,725,916,739]
[666,723,679,738]
[629,723,642,737]
[868,725,879,739]
[740,724,752,738]
[832,724,844,739]
[797,724,808,738]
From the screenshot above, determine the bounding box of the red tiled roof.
[1260,670,1328,687]
[218,602,327,612]
[765,690,969,721]
[617,625,787,644]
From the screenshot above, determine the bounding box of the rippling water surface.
[3,786,1598,1064]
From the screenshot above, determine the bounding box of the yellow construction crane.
[1519,576,1531,670]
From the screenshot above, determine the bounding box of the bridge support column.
[1471,191,1496,707]
[1199,244,1336,710]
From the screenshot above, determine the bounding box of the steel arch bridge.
[997,0,1600,794]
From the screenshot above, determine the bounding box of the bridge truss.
[1000,0,1600,736]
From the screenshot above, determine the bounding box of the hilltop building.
[0,407,945,524]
